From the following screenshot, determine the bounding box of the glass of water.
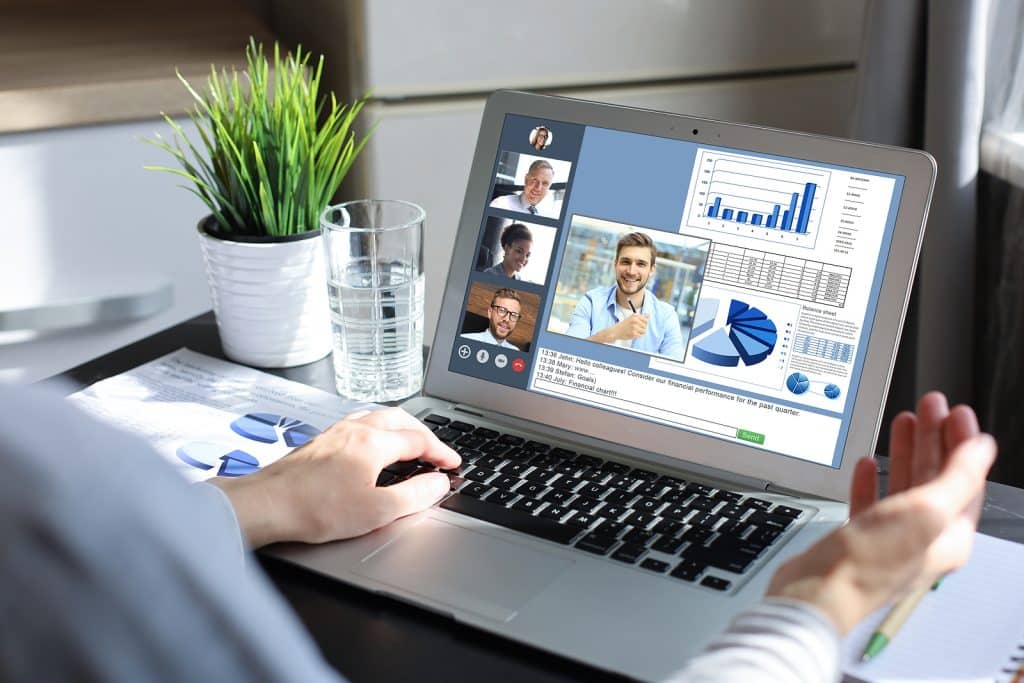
[321,200,425,402]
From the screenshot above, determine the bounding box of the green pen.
[861,579,942,661]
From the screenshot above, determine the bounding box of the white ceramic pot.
[197,217,332,367]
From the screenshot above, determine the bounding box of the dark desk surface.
[52,311,1024,682]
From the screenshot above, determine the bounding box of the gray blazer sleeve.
[0,384,343,683]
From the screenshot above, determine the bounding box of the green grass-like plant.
[145,38,370,238]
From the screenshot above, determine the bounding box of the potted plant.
[145,39,369,367]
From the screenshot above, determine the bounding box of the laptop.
[270,90,935,681]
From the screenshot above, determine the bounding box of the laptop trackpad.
[357,518,572,622]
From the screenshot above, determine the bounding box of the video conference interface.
[448,116,904,468]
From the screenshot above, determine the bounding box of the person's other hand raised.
[766,392,996,633]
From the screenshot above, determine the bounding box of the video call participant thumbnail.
[461,287,524,350]
[489,159,557,218]
[565,231,685,359]
[482,223,533,281]
[530,125,552,150]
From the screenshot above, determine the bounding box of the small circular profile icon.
[457,344,471,360]
[475,348,490,364]
[494,354,508,369]
[529,125,552,151]
[511,358,526,373]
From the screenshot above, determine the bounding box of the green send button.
[736,429,765,445]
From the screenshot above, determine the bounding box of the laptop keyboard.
[378,413,808,593]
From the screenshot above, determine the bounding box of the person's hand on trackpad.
[210,408,460,548]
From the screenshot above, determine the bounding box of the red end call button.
[511,358,526,373]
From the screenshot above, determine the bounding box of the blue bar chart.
[684,149,831,249]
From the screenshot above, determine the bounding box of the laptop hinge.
[451,404,774,493]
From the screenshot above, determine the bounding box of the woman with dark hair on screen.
[484,223,533,281]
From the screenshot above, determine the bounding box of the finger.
[849,456,878,517]
[942,404,980,453]
[888,411,917,494]
[376,472,451,523]
[911,391,950,485]
[343,409,373,421]
[360,427,461,472]
[917,434,996,521]
[359,408,460,464]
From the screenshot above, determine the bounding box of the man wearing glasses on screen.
[565,232,685,360]
[461,288,523,350]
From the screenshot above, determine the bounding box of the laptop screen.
[447,114,905,469]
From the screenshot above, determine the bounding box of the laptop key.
[498,434,525,446]
[640,558,670,573]
[567,495,601,512]
[566,512,600,529]
[612,544,646,564]
[539,489,572,504]
[480,441,512,456]
[524,469,557,485]
[603,489,634,505]
[623,528,659,547]
[441,494,579,545]
[539,505,570,522]
[501,462,531,477]
[598,504,628,522]
[448,421,477,433]
[701,576,731,591]
[454,434,486,450]
[625,511,656,529]
[447,475,467,491]
[524,440,552,453]
[487,489,517,505]
[574,455,604,468]
[465,468,497,483]
[461,483,492,499]
[743,497,773,510]
[575,533,617,555]
[549,447,576,459]
[422,414,450,427]
[651,536,685,554]
[473,427,500,440]
[516,481,546,498]
[770,505,803,518]
[670,561,705,582]
[511,497,543,513]
[595,520,628,538]
[491,475,521,491]
[599,461,630,474]
[433,427,461,443]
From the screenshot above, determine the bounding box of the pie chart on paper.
[690,299,778,368]
[176,442,260,477]
[230,412,321,447]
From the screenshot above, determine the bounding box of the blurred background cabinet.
[1,0,866,381]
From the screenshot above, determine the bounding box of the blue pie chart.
[824,383,842,399]
[691,300,778,367]
[230,413,321,447]
[786,372,811,394]
[176,442,260,477]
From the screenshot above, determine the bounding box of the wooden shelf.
[0,0,276,133]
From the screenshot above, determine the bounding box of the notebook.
[270,90,936,681]
[843,533,1024,683]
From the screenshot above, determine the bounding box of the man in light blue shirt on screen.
[565,231,685,360]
